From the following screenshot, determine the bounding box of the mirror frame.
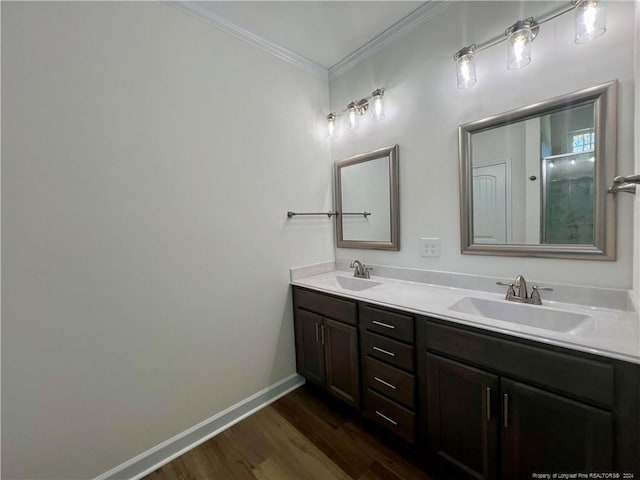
[335,144,400,250]
[459,80,617,260]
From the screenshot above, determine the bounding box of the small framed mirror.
[459,81,617,260]
[334,145,399,250]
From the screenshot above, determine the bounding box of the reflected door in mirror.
[472,163,508,244]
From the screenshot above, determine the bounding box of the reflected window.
[570,129,595,153]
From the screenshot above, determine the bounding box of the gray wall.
[1,2,333,478]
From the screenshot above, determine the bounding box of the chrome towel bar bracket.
[608,173,639,195]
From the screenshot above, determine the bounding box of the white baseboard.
[94,373,305,480]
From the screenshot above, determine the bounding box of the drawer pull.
[372,346,396,357]
[374,376,397,390]
[375,410,398,426]
[372,320,395,329]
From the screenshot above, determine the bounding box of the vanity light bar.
[326,88,385,138]
[454,0,606,89]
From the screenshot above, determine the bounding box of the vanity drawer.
[361,304,414,343]
[294,288,356,325]
[365,356,415,409]
[364,388,415,444]
[362,331,415,372]
[425,321,614,407]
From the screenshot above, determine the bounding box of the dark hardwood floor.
[145,385,433,480]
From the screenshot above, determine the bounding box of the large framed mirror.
[334,145,399,250]
[459,81,617,260]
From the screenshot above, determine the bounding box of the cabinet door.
[294,309,325,387]
[324,318,360,408]
[426,353,499,480]
[501,378,613,479]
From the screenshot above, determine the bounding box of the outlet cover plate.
[420,238,441,257]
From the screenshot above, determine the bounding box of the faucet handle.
[496,281,516,297]
[530,285,553,305]
[532,285,553,291]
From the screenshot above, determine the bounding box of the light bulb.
[371,89,385,121]
[456,52,477,89]
[575,0,606,43]
[327,113,337,139]
[507,26,532,70]
[346,102,359,129]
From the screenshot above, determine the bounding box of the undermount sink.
[335,276,382,291]
[448,296,591,333]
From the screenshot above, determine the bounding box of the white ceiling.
[192,2,427,69]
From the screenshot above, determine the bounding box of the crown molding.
[167,1,453,82]
[167,1,329,80]
[328,1,454,80]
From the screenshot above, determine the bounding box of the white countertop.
[291,270,640,365]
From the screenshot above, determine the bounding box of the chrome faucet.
[513,274,528,300]
[497,274,553,305]
[350,260,371,279]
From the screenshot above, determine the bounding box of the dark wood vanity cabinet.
[500,378,613,478]
[419,319,639,480]
[293,286,639,478]
[293,287,360,408]
[425,353,499,479]
[360,303,417,444]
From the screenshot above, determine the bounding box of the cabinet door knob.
[486,387,491,421]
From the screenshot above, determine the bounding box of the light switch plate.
[420,238,441,257]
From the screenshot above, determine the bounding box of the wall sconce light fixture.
[454,45,477,88]
[327,113,337,139]
[505,18,538,70]
[453,0,606,89]
[326,88,385,137]
[371,88,385,121]
[575,0,606,43]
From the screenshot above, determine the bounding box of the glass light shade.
[327,113,337,138]
[346,104,359,129]
[507,27,532,70]
[371,91,385,121]
[456,54,477,89]
[575,0,606,43]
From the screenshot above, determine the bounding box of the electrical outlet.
[420,238,441,257]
